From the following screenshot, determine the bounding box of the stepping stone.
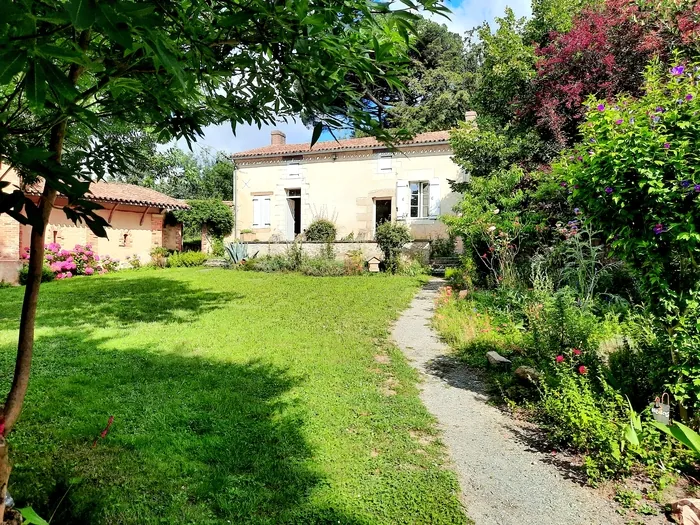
[486,351,511,369]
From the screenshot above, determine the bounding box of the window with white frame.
[409,181,430,218]
[287,161,301,177]
[252,196,271,228]
[378,153,392,171]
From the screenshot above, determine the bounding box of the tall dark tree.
[384,19,478,133]
[153,149,234,201]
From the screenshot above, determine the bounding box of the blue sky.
[176,0,532,156]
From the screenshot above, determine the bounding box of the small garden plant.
[375,221,412,274]
[304,219,337,242]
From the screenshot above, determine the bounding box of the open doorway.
[374,199,392,233]
[286,188,301,240]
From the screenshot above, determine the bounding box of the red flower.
[578,365,587,375]
[572,348,581,356]
[556,355,564,363]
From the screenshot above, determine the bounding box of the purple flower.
[695,184,700,192]
[686,94,694,101]
[589,138,596,143]
[652,115,661,123]
[605,187,613,195]
[655,107,665,113]
[574,208,581,215]
[630,117,635,124]
[577,156,583,161]
[560,182,567,187]
[671,65,685,76]
[682,180,691,188]
[653,223,667,235]
[597,104,605,111]
[664,142,671,149]
[615,119,623,125]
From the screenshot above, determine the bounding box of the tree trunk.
[0,30,88,521]
[0,123,64,521]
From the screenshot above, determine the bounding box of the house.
[0,168,188,282]
[231,127,465,242]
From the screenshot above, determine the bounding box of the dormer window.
[378,153,392,172]
[287,161,301,177]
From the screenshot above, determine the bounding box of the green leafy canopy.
[172,200,234,239]
[0,0,448,234]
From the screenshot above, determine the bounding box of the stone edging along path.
[391,279,629,525]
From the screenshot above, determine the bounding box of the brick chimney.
[271,130,286,145]
[465,111,478,122]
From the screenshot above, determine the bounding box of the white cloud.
[181,0,532,155]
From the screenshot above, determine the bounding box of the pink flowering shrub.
[22,243,118,280]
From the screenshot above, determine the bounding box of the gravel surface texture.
[391,279,633,525]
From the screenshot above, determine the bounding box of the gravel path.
[391,279,627,525]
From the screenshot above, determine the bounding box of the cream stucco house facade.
[231,130,463,242]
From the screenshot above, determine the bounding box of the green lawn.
[0,269,466,524]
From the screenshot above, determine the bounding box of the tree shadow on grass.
[0,275,242,329]
[1,332,365,524]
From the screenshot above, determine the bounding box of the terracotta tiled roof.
[231,130,451,159]
[26,181,189,210]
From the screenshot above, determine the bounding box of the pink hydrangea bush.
[21,243,119,279]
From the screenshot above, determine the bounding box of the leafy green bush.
[285,240,304,271]
[541,365,633,481]
[445,257,476,291]
[606,311,669,411]
[375,221,412,274]
[525,288,602,365]
[560,58,700,414]
[344,249,365,275]
[300,257,345,276]
[172,200,234,239]
[168,251,208,267]
[211,237,225,257]
[19,264,55,285]
[305,219,337,242]
[396,255,428,276]
[150,246,170,268]
[125,255,142,269]
[430,237,456,258]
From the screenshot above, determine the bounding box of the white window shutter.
[378,154,392,172]
[262,197,271,226]
[396,180,410,220]
[253,198,261,227]
[287,162,300,177]
[429,178,440,217]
